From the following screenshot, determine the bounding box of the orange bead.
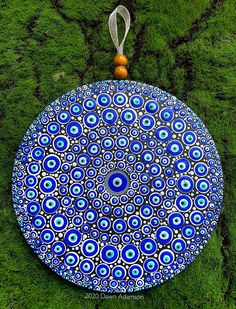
[114,66,128,79]
[114,54,128,66]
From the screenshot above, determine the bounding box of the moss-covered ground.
[0,0,236,308]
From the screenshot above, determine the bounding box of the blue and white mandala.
[12,80,223,293]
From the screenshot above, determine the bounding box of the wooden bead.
[114,66,128,79]
[114,54,128,66]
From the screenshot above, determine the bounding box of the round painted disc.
[12,80,223,293]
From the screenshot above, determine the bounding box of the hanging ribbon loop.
[109,5,130,55]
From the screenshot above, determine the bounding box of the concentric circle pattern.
[12,80,223,293]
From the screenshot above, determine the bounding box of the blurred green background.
[0,0,236,308]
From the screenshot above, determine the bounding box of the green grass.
[0,0,236,308]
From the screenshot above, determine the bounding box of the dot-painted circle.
[12,80,223,293]
[104,170,130,195]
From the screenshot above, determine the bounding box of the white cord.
[108,5,130,55]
